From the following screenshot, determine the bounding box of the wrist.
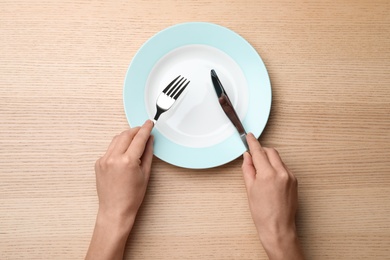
[86,210,135,260]
[258,227,304,260]
[96,208,136,237]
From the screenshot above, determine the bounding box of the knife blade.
[211,69,249,151]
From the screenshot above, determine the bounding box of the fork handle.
[153,108,164,122]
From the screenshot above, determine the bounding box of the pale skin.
[85,120,304,260]
[242,133,304,259]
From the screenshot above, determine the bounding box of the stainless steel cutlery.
[153,75,190,122]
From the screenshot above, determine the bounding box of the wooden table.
[1,1,389,259]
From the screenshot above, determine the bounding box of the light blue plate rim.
[123,22,272,169]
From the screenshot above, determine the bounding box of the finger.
[127,120,154,159]
[141,135,154,179]
[282,161,292,175]
[246,133,272,171]
[263,148,286,172]
[282,161,297,183]
[104,134,119,157]
[241,152,256,188]
[112,127,140,155]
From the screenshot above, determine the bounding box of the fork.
[153,75,190,122]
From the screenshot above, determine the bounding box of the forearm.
[85,212,135,260]
[259,228,304,260]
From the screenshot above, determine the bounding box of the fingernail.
[144,119,153,127]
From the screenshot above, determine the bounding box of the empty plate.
[123,22,271,169]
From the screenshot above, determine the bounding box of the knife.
[211,69,249,151]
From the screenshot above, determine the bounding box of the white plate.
[145,44,248,148]
[123,22,271,169]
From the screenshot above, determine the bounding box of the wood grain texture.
[1,0,389,259]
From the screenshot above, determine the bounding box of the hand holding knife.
[211,69,249,151]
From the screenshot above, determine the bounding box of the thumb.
[141,135,154,179]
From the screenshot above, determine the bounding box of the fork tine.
[162,75,181,94]
[170,78,187,97]
[173,80,190,99]
[167,77,184,96]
